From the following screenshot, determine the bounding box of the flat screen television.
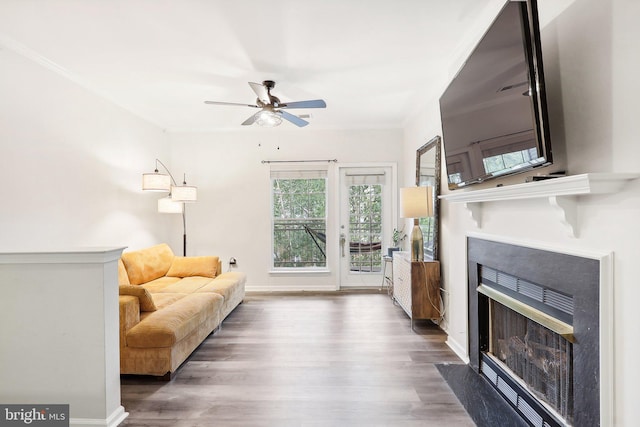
[439,0,552,190]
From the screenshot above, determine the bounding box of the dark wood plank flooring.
[121,291,474,426]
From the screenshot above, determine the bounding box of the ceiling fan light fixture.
[256,110,282,127]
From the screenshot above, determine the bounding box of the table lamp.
[400,186,434,261]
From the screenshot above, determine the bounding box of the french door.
[338,166,393,288]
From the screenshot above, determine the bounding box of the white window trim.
[269,163,330,272]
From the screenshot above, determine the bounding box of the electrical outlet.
[229,257,237,265]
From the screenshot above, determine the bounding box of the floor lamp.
[142,159,197,256]
[399,186,434,262]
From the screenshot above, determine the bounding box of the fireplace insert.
[468,237,600,426]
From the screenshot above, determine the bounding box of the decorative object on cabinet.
[392,251,441,329]
[400,186,433,262]
[416,135,442,260]
[388,227,407,256]
[142,158,198,256]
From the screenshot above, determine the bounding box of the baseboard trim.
[247,285,338,292]
[446,337,470,364]
[70,406,128,427]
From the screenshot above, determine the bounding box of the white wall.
[168,129,403,290]
[0,46,171,251]
[403,0,640,424]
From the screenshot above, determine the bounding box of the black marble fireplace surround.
[467,237,600,426]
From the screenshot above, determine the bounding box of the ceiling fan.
[204,80,326,127]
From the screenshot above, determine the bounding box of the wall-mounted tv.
[439,0,552,190]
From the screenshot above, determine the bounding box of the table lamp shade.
[400,186,434,219]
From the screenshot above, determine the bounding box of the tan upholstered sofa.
[117,243,246,378]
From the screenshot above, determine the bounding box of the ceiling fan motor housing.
[261,80,279,106]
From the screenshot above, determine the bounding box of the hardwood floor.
[121,291,474,426]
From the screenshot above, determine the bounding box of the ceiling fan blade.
[280,99,327,109]
[279,110,309,127]
[204,100,259,108]
[248,82,270,104]
[241,111,262,126]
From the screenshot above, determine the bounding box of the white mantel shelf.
[439,173,640,237]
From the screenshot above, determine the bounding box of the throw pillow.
[121,243,175,285]
[166,256,218,278]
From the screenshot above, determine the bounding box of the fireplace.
[468,237,601,426]
[488,301,573,421]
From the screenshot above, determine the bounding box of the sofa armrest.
[119,295,140,349]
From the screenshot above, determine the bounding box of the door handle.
[340,233,346,258]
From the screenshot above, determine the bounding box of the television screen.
[439,0,552,190]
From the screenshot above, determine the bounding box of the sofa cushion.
[126,293,223,348]
[197,272,246,318]
[167,256,219,278]
[118,259,130,285]
[150,276,214,294]
[150,293,187,310]
[119,285,157,312]
[196,273,244,301]
[141,276,182,293]
[121,243,175,285]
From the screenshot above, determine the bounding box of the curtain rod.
[261,159,338,164]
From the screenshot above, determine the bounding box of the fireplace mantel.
[439,173,639,237]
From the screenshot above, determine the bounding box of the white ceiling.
[0,0,496,132]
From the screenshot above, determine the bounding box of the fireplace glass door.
[489,301,574,422]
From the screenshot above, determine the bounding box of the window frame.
[270,166,329,273]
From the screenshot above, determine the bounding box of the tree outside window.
[272,177,327,269]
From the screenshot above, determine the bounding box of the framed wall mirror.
[416,135,441,260]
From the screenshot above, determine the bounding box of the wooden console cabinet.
[392,251,441,326]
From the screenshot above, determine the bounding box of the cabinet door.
[393,253,411,317]
[411,261,441,319]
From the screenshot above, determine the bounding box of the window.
[448,172,462,185]
[419,216,435,259]
[271,168,327,270]
[348,183,382,273]
[483,147,538,174]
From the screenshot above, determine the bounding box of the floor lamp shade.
[141,159,196,257]
[158,197,183,214]
[400,186,434,262]
[142,172,171,191]
[171,185,197,202]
